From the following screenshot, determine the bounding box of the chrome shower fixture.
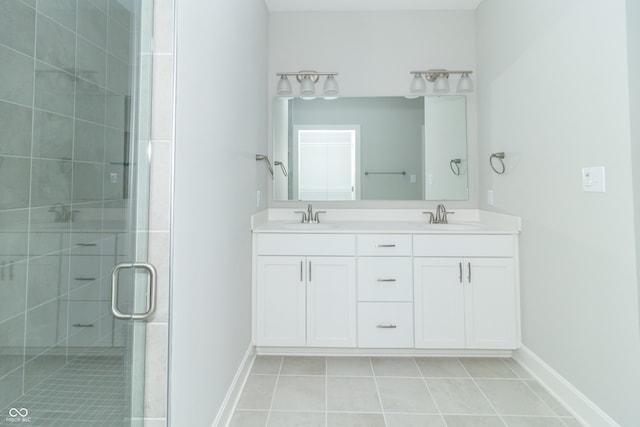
[276,70,339,99]
[409,69,474,94]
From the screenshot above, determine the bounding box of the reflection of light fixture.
[408,69,474,94]
[275,70,339,99]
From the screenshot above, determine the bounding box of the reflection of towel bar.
[364,171,406,176]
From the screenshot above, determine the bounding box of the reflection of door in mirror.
[293,127,360,200]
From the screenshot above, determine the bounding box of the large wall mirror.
[272,96,468,201]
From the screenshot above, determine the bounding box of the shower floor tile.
[229,356,584,427]
[0,348,128,427]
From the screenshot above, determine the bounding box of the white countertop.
[252,209,520,234]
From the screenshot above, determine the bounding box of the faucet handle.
[441,210,455,224]
[422,211,435,224]
[313,211,326,223]
[294,211,308,223]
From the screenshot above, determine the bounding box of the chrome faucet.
[423,204,454,224]
[294,204,326,224]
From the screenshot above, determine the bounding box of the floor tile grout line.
[263,356,284,427]
[459,357,508,427]
[413,357,449,427]
[368,356,389,427]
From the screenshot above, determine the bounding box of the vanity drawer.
[257,233,355,256]
[357,234,412,256]
[413,235,515,257]
[357,257,412,302]
[358,302,414,348]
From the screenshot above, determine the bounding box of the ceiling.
[265,0,483,12]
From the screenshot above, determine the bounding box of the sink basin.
[414,222,487,231]
[278,222,334,230]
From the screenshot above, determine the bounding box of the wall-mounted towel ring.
[256,154,274,178]
[274,161,288,177]
[449,159,462,176]
[490,152,505,175]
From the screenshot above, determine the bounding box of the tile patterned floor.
[0,351,128,427]
[230,356,583,427]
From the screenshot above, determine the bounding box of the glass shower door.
[0,1,154,425]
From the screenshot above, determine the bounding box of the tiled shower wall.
[143,0,174,425]
[0,0,133,411]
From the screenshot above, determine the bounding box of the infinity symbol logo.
[8,408,28,417]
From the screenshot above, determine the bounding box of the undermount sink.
[416,222,487,231]
[279,222,334,230]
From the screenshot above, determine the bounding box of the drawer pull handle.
[375,244,396,248]
[77,243,97,247]
[468,262,471,283]
[376,324,397,329]
[459,262,463,283]
[72,323,94,328]
[75,277,96,281]
[377,278,396,282]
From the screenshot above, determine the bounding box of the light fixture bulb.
[410,74,427,93]
[323,75,339,99]
[300,75,316,97]
[434,74,449,93]
[276,75,292,95]
[456,73,474,93]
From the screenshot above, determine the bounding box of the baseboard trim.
[212,344,256,427]
[513,346,619,427]
[256,346,513,357]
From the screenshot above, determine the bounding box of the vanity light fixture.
[408,69,474,94]
[275,70,339,99]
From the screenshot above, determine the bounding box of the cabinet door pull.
[300,261,303,282]
[459,262,463,283]
[375,244,396,248]
[468,262,471,283]
[77,243,97,247]
[377,278,396,282]
[376,324,397,329]
[309,261,312,281]
[75,277,96,281]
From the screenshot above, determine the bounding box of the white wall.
[169,0,268,424]
[268,11,479,208]
[476,1,640,425]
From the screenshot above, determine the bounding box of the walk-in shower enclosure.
[0,1,154,425]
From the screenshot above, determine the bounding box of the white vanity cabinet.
[413,235,518,349]
[356,234,414,348]
[255,234,357,348]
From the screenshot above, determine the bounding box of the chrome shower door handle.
[111,262,157,320]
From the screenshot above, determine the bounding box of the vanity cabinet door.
[256,256,306,347]
[414,258,466,348]
[414,257,518,350]
[306,257,356,348]
[465,258,517,349]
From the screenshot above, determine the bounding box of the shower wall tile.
[0,100,33,157]
[73,162,104,202]
[105,127,126,162]
[109,0,132,30]
[0,0,36,56]
[27,254,70,309]
[107,54,130,95]
[36,14,76,71]
[106,92,127,129]
[108,22,131,63]
[0,45,34,106]
[75,119,106,162]
[89,0,108,14]
[0,367,24,410]
[149,141,171,232]
[153,0,174,55]
[34,61,75,116]
[25,299,63,351]
[21,0,36,7]
[0,157,31,210]
[0,314,26,377]
[30,159,73,207]
[145,322,168,418]
[0,210,29,261]
[32,110,74,160]
[0,263,28,322]
[75,79,107,124]
[103,164,125,200]
[76,37,107,87]
[37,0,78,32]
[151,54,174,141]
[78,2,108,49]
